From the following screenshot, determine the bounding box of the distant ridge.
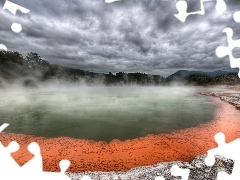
[168,70,235,78]
[166,70,237,81]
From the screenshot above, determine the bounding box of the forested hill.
[0,50,239,87]
[0,51,104,87]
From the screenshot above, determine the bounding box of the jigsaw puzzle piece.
[174,0,226,22]
[0,141,21,174]
[3,0,30,33]
[11,23,22,33]
[81,175,92,180]
[105,0,121,3]
[16,158,71,180]
[0,123,20,174]
[233,11,240,23]
[215,45,229,59]
[3,0,30,15]
[217,156,240,180]
[217,162,240,180]
[174,1,189,22]
[16,161,71,180]
[217,171,233,180]
[174,0,207,23]
[0,44,7,51]
[155,176,165,180]
[204,132,227,166]
[214,157,239,180]
[215,0,227,12]
[205,132,240,180]
[21,142,43,173]
[216,28,240,78]
[171,164,190,180]
[0,123,9,132]
[205,132,240,165]
[0,124,72,179]
[39,160,71,180]
[59,159,71,173]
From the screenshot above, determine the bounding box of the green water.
[0,85,216,142]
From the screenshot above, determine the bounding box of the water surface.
[0,85,216,141]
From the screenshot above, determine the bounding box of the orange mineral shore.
[0,97,240,172]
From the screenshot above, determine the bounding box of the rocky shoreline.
[199,88,240,110]
[66,155,233,180]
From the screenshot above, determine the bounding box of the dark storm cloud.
[0,0,239,76]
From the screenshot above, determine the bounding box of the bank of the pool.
[0,96,239,172]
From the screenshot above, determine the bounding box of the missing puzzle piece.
[21,142,43,173]
[10,159,72,180]
[2,0,30,33]
[0,123,72,180]
[171,164,190,180]
[0,123,9,132]
[0,140,72,180]
[233,11,240,23]
[81,175,92,180]
[215,28,240,78]
[0,141,20,174]
[0,44,7,51]
[105,0,121,3]
[174,0,227,23]
[205,132,240,180]
[155,176,165,180]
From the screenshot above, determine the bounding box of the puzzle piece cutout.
[205,132,240,180]
[215,27,240,78]
[174,0,226,22]
[81,175,92,180]
[0,44,7,51]
[0,141,72,180]
[21,142,43,173]
[3,160,72,180]
[3,0,30,33]
[0,123,72,180]
[155,176,165,180]
[0,123,9,132]
[171,164,190,180]
[105,0,121,3]
[233,11,240,23]
[0,141,21,173]
[0,123,92,180]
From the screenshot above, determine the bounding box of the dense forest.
[0,50,239,87]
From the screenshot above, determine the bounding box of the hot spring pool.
[0,85,216,141]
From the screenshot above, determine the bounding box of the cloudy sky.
[0,0,239,76]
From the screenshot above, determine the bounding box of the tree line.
[0,50,239,87]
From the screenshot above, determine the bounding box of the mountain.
[166,70,236,82]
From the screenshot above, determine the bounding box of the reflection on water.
[0,86,216,141]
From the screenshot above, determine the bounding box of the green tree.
[0,50,24,65]
[25,52,49,68]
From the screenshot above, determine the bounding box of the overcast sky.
[0,0,239,76]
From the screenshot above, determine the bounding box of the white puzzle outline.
[0,0,30,51]
[105,0,121,3]
[174,0,226,23]
[3,0,30,33]
[0,123,72,180]
[205,132,240,180]
[215,26,240,78]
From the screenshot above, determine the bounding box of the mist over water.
[0,83,216,142]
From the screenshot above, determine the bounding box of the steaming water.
[0,85,216,141]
